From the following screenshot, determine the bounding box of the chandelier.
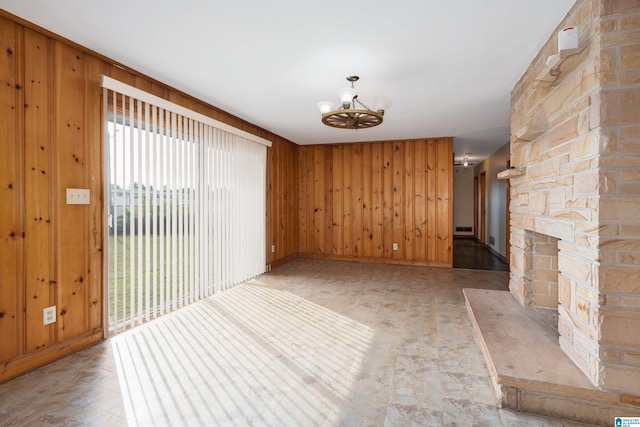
[316,76,390,130]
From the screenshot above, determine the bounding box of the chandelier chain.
[353,96,373,112]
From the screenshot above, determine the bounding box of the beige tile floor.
[0,259,597,427]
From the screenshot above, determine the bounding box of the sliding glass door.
[103,77,267,334]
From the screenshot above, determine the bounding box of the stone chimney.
[509,0,640,395]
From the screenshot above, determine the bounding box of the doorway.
[454,170,507,271]
[479,172,486,244]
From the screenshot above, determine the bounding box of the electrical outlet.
[393,242,398,251]
[271,244,275,253]
[43,305,56,325]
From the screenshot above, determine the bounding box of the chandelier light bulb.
[373,96,391,112]
[336,87,357,106]
[316,101,335,115]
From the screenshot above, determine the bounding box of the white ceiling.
[1,0,574,163]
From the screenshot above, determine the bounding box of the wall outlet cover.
[43,305,56,325]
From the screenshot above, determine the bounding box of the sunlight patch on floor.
[111,282,374,426]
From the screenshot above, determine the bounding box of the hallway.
[453,238,509,271]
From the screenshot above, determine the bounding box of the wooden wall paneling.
[437,138,452,263]
[0,17,22,363]
[342,146,352,256]
[332,145,343,255]
[296,137,453,266]
[313,145,324,254]
[85,54,105,331]
[133,73,152,95]
[55,44,88,341]
[404,140,415,261]
[392,142,404,259]
[271,139,280,262]
[277,140,285,260]
[446,140,454,262]
[196,102,215,123]
[371,143,383,258]
[266,137,298,268]
[382,142,393,258]
[106,63,135,86]
[167,89,186,110]
[15,22,27,358]
[278,140,284,260]
[297,146,308,253]
[305,146,314,253]
[351,144,363,257]
[362,143,372,257]
[149,80,170,100]
[323,146,333,255]
[414,141,426,261]
[289,141,299,257]
[276,140,282,257]
[23,29,55,352]
[426,140,437,261]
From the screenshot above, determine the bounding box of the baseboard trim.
[485,244,508,263]
[268,253,297,271]
[0,329,103,384]
[297,252,452,268]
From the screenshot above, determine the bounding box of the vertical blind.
[102,76,269,334]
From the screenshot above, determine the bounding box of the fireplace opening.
[531,231,559,331]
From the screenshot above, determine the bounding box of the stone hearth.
[464,288,636,424]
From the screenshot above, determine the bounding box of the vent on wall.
[489,236,496,245]
[455,227,473,232]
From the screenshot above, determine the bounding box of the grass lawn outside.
[107,233,203,331]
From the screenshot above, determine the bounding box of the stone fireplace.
[508,0,640,402]
[464,0,640,422]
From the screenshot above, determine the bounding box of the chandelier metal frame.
[318,76,385,130]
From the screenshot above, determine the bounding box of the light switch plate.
[66,188,90,205]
